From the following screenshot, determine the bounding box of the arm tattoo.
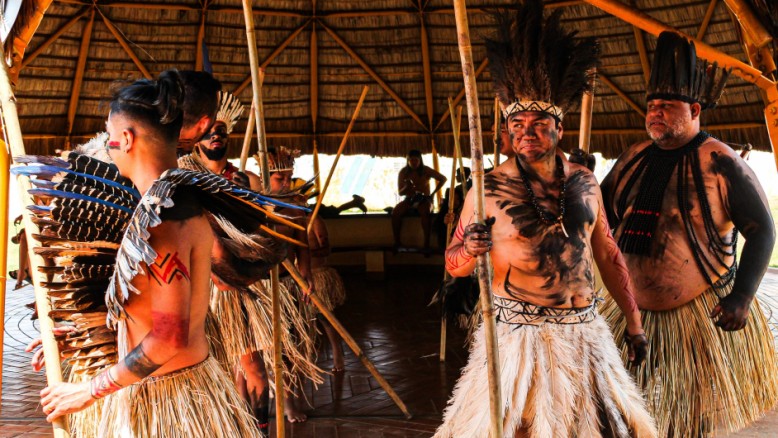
[148,252,191,286]
[598,204,638,314]
[453,220,466,241]
[123,342,162,378]
[446,246,473,270]
[90,368,123,399]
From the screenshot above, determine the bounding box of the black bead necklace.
[515,154,568,238]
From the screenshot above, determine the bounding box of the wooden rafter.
[420,16,434,129]
[320,22,427,129]
[99,11,152,79]
[311,21,319,134]
[8,0,55,82]
[599,72,646,117]
[434,57,489,131]
[67,9,96,143]
[697,0,719,40]
[22,7,90,69]
[59,0,305,17]
[195,4,208,71]
[632,26,650,83]
[233,20,311,96]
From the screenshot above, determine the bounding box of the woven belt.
[494,295,602,326]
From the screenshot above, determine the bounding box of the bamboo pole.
[579,71,596,154]
[0,48,69,437]
[0,139,7,399]
[493,97,500,166]
[431,139,442,208]
[452,1,502,436]
[238,104,255,172]
[240,2,283,436]
[439,123,462,362]
[307,85,369,233]
[280,260,413,419]
[312,140,321,199]
[448,100,467,200]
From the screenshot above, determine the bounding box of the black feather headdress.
[647,31,730,110]
[485,0,599,122]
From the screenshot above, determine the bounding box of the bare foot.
[284,401,307,423]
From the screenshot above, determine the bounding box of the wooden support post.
[281,260,412,419]
[233,20,311,96]
[22,7,90,69]
[434,58,488,131]
[308,86,369,233]
[452,1,503,436]
[101,13,152,79]
[195,6,207,71]
[66,9,96,147]
[320,23,427,129]
[600,72,646,118]
[0,47,69,438]
[697,0,719,40]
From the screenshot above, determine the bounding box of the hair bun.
[155,70,185,124]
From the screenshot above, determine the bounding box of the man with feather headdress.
[434,2,656,436]
[600,31,778,437]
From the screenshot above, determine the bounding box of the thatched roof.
[10,0,777,158]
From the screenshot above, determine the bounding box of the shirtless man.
[391,149,446,250]
[36,72,259,436]
[435,4,655,435]
[177,70,222,155]
[600,31,778,437]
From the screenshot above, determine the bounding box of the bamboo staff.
[439,119,462,362]
[447,99,467,200]
[431,139,443,208]
[281,260,413,419]
[0,137,7,394]
[452,1,503,436]
[307,85,369,233]
[240,2,284,436]
[579,71,595,154]
[493,96,501,166]
[239,103,255,172]
[0,48,69,437]
[312,140,321,199]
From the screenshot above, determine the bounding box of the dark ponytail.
[110,69,186,145]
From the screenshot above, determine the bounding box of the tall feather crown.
[215,91,244,134]
[647,31,730,110]
[485,0,599,121]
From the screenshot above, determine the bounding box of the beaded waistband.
[494,295,601,326]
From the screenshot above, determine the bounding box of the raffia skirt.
[434,298,656,438]
[207,280,322,389]
[311,266,346,312]
[600,280,778,437]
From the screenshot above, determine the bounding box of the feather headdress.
[647,31,730,110]
[485,0,599,121]
[258,146,300,173]
[215,91,244,134]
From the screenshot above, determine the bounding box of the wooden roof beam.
[99,11,152,79]
[697,0,719,40]
[195,3,208,71]
[581,0,778,102]
[233,20,311,96]
[434,57,488,131]
[22,7,90,69]
[599,72,646,118]
[59,0,305,17]
[632,25,650,84]
[311,22,319,133]
[8,0,55,82]
[320,22,427,130]
[420,16,434,129]
[67,9,96,144]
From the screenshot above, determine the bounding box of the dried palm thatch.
[6,0,777,159]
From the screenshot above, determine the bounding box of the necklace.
[515,154,568,238]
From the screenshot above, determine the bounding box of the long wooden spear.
[307,85,369,234]
[240,2,285,436]
[239,103,255,172]
[0,47,69,437]
[493,96,501,166]
[281,260,412,419]
[578,70,596,154]
[452,1,503,436]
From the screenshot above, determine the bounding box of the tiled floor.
[2,269,778,437]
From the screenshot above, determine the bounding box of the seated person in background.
[435,167,471,249]
[391,149,446,250]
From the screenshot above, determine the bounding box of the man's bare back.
[602,137,762,311]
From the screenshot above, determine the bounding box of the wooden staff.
[239,103,255,172]
[0,137,7,393]
[431,139,443,208]
[493,96,501,166]
[447,99,467,200]
[312,139,321,199]
[0,48,69,437]
[240,2,284,435]
[281,260,413,419]
[307,85,369,233]
[439,124,462,362]
[579,70,595,154]
[452,1,503,436]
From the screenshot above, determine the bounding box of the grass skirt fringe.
[434,316,656,438]
[311,266,346,312]
[97,356,260,438]
[600,284,778,437]
[208,280,323,389]
[67,369,104,437]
